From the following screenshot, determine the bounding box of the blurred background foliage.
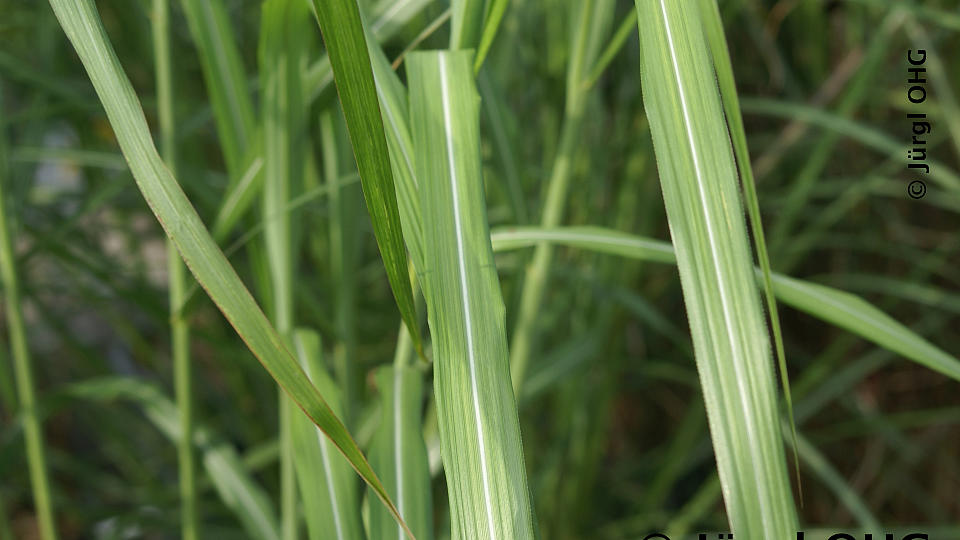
[0,0,958,538]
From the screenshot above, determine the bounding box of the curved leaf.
[45,1,408,536]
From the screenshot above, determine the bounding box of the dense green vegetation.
[0,0,958,539]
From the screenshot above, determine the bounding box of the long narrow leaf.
[365,30,425,275]
[310,0,423,359]
[289,330,364,540]
[179,0,257,180]
[45,1,409,536]
[489,226,960,389]
[408,50,536,540]
[697,0,801,497]
[368,363,433,540]
[450,0,486,50]
[636,1,797,534]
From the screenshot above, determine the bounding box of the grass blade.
[636,1,798,533]
[508,0,615,391]
[289,330,365,540]
[45,1,410,535]
[0,86,58,540]
[365,29,425,277]
[473,0,508,72]
[151,1,197,537]
[489,226,960,388]
[408,50,536,539]
[697,0,801,500]
[179,0,257,179]
[368,362,433,540]
[769,274,960,382]
[180,0,265,242]
[259,1,311,537]
[450,0,486,50]
[310,0,424,360]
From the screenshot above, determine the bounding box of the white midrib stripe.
[656,0,772,533]
[394,368,405,540]
[439,54,497,540]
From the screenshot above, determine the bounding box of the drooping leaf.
[490,226,960,392]
[45,1,409,536]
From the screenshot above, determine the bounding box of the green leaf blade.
[289,330,365,540]
[408,50,536,540]
[368,365,433,540]
[635,0,798,535]
[45,1,408,535]
[310,0,423,360]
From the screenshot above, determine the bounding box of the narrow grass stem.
[0,89,58,540]
[152,2,198,537]
[509,1,613,392]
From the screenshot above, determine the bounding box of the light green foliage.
[508,0,616,391]
[697,0,800,494]
[367,365,433,540]
[13,0,960,537]
[407,50,537,540]
[489,226,960,386]
[289,330,365,540]
[44,0,408,534]
[260,0,309,332]
[635,0,797,536]
[450,0,486,50]
[179,0,257,180]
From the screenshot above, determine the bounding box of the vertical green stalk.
[152,1,197,538]
[509,0,615,391]
[0,88,58,540]
[179,0,257,180]
[260,1,309,537]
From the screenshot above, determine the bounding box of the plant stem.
[260,2,308,535]
[509,0,613,392]
[152,1,198,538]
[0,88,58,540]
